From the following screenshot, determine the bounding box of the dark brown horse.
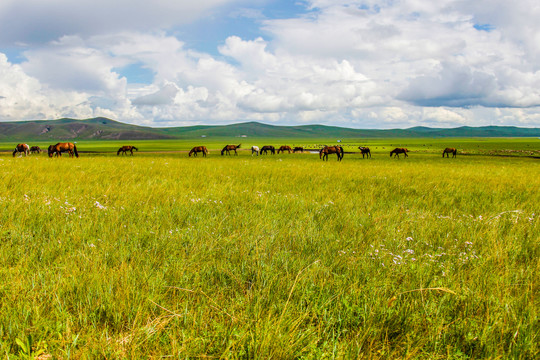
[293,147,304,153]
[390,148,408,158]
[48,143,79,158]
[260,145,275,155]
[442,148,457,158]
[221,144,241,156]
[189,146,208,157]
[13,143,30,157]
[277,145,292,154]
[30,146,41,154]
[117,145,138,156]
[358,146,371,158]
[320,146,344,161]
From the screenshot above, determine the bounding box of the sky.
[1,0,540,129]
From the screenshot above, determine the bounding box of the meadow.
[0,139,538,359]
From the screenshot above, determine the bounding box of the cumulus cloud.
[1,0,540,127]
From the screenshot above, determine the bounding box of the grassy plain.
[0,138,539,359]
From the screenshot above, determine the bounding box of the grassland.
[0,139,538,359]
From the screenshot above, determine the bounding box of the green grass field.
[0,139,538,358]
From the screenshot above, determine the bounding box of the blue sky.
[0,0,539,128]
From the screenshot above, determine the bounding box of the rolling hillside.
[1,117,540,141]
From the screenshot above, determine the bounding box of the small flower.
[94,201,107,210]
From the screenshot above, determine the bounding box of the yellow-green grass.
[0,149,538,358]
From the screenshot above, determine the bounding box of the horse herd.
[11,142,459,160]
[13,142,79,158]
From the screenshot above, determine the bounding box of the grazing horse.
[30,146,41,154]
[358,146,371,158]
[293,147,304,153]
[48,142,79,158]
[390,148,408,158]
[189,146,208,157]
[221,144,241,156]
[277,145,292,154]
[13,143,30,157]
[320,145,344,161]
[442,147,457,158]
[251,146,260,156]
[117,145,139,156]
[260,145,275,155]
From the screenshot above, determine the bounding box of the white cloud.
[0,0,243,45]
[1,0,540,128]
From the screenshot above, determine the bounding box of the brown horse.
[30,146,41,154]
[48,143,79,158]
[189,146,208,157]
[390,148,408,158]
[320,146,344,161]
[358,146,371,158]
[221,144,241,156]
[293,147,304,153]
[13,143,30,157]
[260,145,275,155]
[442,148,457,158]
[117,145,139,156]
[277,145,292,154]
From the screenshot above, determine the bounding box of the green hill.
[1,118,540,141]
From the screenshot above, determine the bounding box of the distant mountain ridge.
[1,117,539,141]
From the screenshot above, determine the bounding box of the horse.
[117,145,139,156]
[221,144,241,156]
[358,146,371,158]
[30,146,41,154]
[251,146,260,156]
[442,147,457,158]
[48,143,79,158]
[277,145,292,154]
[189,146,208,157]
[12,143,30,157]
[260,145,275,155]
[390,148,408,158]
[293,147,304,153]
[320,146,344,161]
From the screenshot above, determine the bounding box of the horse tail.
[73,145,79,158]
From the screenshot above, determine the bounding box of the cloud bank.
[0,0,539,128]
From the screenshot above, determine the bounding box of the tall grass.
[0,151,538,358]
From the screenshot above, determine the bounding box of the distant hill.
[1,118,540,141]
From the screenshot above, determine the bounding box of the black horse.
[260,145,275,155]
